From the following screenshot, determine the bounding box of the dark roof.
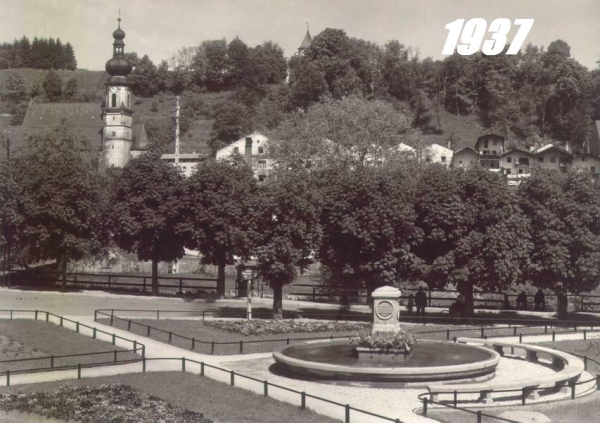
[453,146,478,155]
[502,146,533,156]
[532,144,574,157]
[299,29,312,50]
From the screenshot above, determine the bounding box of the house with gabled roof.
[501,146,534,185]
[451,146,478,169]
[531,143,573,171]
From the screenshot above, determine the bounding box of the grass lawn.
[0,320,136,373]
[0,372,338,423]
[425,338,600,423]
[99,318,369,355]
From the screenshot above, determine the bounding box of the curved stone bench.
[426,337,585,404]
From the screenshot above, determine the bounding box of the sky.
[1,0,599,71]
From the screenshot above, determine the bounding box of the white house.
[216,132,274,181]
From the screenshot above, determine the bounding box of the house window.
[459,160,463,164]
[258,147,264,154]
[111,131,116,136]
[484,140,489,148]
[233,147,239,154]
[520,158,529,166]
[111,93,117,108]
[591,166,596,174]
[506,157,512,163]
[258,174,266,182]
[538,157,544,163]
[257,160,266,168]
[441,156,446,163]
[518,168,524,174]
[506,169,511,175]
[550,156,556,163]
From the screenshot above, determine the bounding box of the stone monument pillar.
[371,286,402,333]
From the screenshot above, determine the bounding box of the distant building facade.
[215,132,273,181]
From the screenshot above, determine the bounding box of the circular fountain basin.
[273,339,500,383]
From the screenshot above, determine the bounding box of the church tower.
[298,24,312,56]
[102,16,134,169]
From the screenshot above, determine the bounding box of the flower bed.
[204,319,370,336]
[351,326,417,353]
[0,384,213,423]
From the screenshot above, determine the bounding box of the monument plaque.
[371,286,401,332]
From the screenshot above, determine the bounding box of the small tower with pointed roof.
[298,23,312,56]
[102,14,134,169]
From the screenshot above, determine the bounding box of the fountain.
[273,286,500,384]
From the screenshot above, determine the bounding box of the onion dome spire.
[105,13,132,77]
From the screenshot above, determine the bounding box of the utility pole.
[175,96,180,166]
[3,136,10,287]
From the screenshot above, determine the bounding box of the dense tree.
[180,159,257,298]
[128,55,160,97]
[208,101,253,153]
[192,39,229,90]
[0,36,77,70]
[111,153,186,295]
[9,124,109,288]
[268,96,411,169]
[518,170,600,317]
[42,69,62,102]
[0,160,21,284]
[412,166,532,315]
[317,166,417,300]
[63,77,78,99]
[3,74,27,103]
[250,169,322,318]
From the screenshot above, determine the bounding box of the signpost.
[242,270,255,320]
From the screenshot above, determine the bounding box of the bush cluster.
[205,319,370,336]
[0,384,213,423]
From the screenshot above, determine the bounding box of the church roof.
[299,29,312,50]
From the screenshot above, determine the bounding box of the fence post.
[191,338,195,350]
[10,310,12,320]
[46,312,49,322]
[76,322,79,333]
[230,371,235,386]
[240,340,243,354]
[513,326,517,336]
[128,320,131,331]
[114,350,117,363]
[264,381,268,396]
[202,311,205,322]
[345,404,350,423]
[584,356,588,371]
[6,371,9,387]
[446,329,450,340]
[157,310,160,320]
[571,381,576,399]
[453,390,457,408]
[94,310,97,322]
[168,332,172,343]
[112,334,116,346]
[422,397,428,416]
[133,340,137,353]
[477,411,482,423]
[51,355,54,368]
[143,277,146,293]
[201,362,205,376]
[60,316,63,327]
[142,345,145,358]
[147,326,150,336]
[78,364,81,380]
[211,341,215,354]
[552,331,556,342]
[35,310,38,320]
[93,328,96,339]
[287,337,290,345]
[596,375,599,390]
[519,333,522,343]
[313,287,316,302]
[182,357,185,372]
[110,313,113,326]
[108,275,111,289]
[143,357,146,373]
[584,329,587,340]
[301,392,306,409]
[179,278,183,294]
[522,388,526,405]
[480,327,484,338]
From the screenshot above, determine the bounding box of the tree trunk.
[60,257,67,290]
[556,291,569,318]
[272,281,283,320]
[458,282,475,316]
[217,261,226,299]
[151,258,158,296]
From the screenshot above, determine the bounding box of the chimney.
[447,137,452,150]
[565,141,572,153]
[244,137,253,166]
